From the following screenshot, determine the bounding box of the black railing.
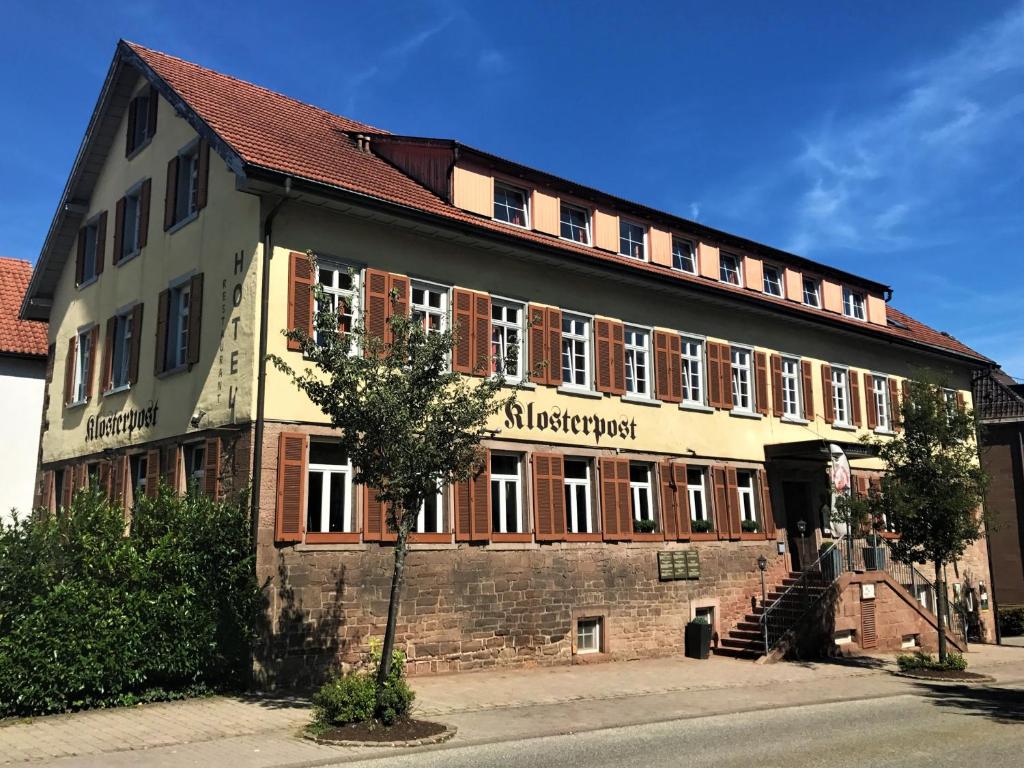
[760,544,836,653]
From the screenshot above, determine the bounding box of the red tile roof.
[0,258,48,357]
[126,42,990,365]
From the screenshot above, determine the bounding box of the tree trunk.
[376,523,409,687]
[934,559,947,663]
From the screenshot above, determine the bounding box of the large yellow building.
[23,42,996,679]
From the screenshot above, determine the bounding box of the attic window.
[888,317,909,330]
[494,183,529,228]
[126,87,158,157]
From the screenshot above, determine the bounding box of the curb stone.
[893,671,997,684]
[302,722,456,748]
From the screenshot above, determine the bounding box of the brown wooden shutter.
[758,471,776,537]
[533,453,566,541]
[128,303,143,385]
[102,316,115,393]
[287,252,314,351]
[654,331,681,403]
[39,471,54,513]
[195,139,210,211]
[861,599,877,649]
[187,273,203,368]
[163,155,178,230]
[126,97,137,156]
[754,351,769,416]
[609,321,625,395]
[138,178,151,249]
[599,457,628,540]
[454,455,491,542]
[707,342,723,408]
[274,432,307,543]
[363,487,387,541]
[956,391,966,409]
[546,307,563,387]
[154,289,169,375]
[888,378,901,432]
[770,354,784,417]
[147,86,159,136]
[850,370,863,427]
[454,479,472,541]
[76,226,87,285]
[452,288,473,374]
[94,211,106,275]
[472,293,491,374]
[98,462,112,499]
[112,456,129,511]
[113,197,125,264]
[163,445,181,494]
[864,372,878,429]
[711,466,729,540]
[901,379,911,408]
[821,364,835,423]
[667,333,682,402]
[145,448,161,497]
[801,360,815,420]
[594,318,612,393]
[63,335,76,405]
[854,474,870,498]
[725,466,741,540]
[86,326,99,400]
[674,463,691,537]
[528,304,547,384]
[658,461,681,540]
[364,268,389,349]
[204,437,221,499]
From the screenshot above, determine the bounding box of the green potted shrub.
[819,541,841,581]
[863,532,887,571]
[691,519,713,534]
[685,615,713,659]
[633,518,657,534]
[741,519,761,534]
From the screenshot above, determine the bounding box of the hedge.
[0,487,261,717]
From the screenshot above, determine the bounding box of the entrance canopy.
[764,439,879,463]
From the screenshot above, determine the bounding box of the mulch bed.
[895,669,995,683]
[312,718,453,746]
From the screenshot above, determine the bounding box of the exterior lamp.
[757,554,768,611]
[796,519,807,537]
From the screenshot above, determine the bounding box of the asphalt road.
[328,682,1024,768]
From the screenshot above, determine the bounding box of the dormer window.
[560,203,590,244]
[763,264,783,296]
[672,238,696,274]
[719,253,742,286]
[843,287,866,320]
[803,277,821,308]
[494,183,529,227]
[619,220,646,260]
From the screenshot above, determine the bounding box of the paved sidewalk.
[2,643,1022,767]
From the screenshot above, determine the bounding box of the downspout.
[250,178,292,542]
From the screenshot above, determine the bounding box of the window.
[873,375,890,431]
[619,220,646,260]
[681,337,705,405]
[183,443,206,489]
[624,326,650,398]
[672,238,696,273]
[561,314,590,388]
[120,187,142,261]
[720,253,742,286]
[832,367,851,425]
[802,277,821,308]
[490,454,523,533]
[316,261,359,346]
[72,327,94,404]
[688,468,711,529]
[564,458,594,534]
[491,300,523,380]
[629,463,654,527]
[166,281,191,371]
[781,356,802,419]
[126,89,155,154]
[560,203,590,244]
[576,617,602,654]
[130,454,147,500]
[416,484,445,534]
[411,282,447,335]
[763,264,784,296]
[731,347,753,412]
[494,183,528,227]
[173,143,201,226]
[307,442,353,534]
[737,470,757,525]
[110,310,135,390]
[78,219,100,285]
[843,287,866,320]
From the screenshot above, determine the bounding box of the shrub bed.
[312,642,415,732]
[0,487,260,717]
[896,650,967,673]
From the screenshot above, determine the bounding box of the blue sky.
[2,1,1022,374]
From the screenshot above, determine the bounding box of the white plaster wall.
[0,357,45,522]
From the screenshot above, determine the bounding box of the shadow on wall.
[916,681,1024,725]
[779,583,842,662]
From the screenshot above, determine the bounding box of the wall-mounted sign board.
[658,550,700,581]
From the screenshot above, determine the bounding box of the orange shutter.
[275,432,307,543]
[725,466,741,540]
[594,318,613,394]
[821,364,835,423]
[204,437,221,499]
[754,351,769,415]
[850,370,863,427]
[364,268,390,350]
[720,344,734,408]
[609,321,625,395]
[864,372,878,429]
[452,288,473,373]
[362,487,396,542]
[654,331,681,403]
[770,354,784,417]
[533,453,566,541]
[454,455,491,542]
[528,304,547,384]
[187,273,203,368]
[472,292,491,375]
[674,463,691,537]
[658,461,681,540]
[287,252,314,351]
[667,333,682,402]
[599,457,629,540]
[711,466,729,540]
[546,308,563,387]
[758,471,776,537]
[154,289,169,375]
[454,478,472,541]
[707,343,723,408]
[63,335,76,405]
[888,378,901,432]
[145,448,161,498]
[801,360,815,420]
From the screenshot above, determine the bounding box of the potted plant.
[691,519,713,534]
[741,519,761,534]
[633,518,658,534]
[863,532,887,571]
[685,615,713,659]
[819,541,841,582]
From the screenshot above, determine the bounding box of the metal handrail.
[760,543,839,654]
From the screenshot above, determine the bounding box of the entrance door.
[783,481,812,571]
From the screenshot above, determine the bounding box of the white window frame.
[73,326,94,404]
[493,182,529,228]
[559,202,590,244]
[681,336,705,405]
[737,470,757,523]
[619,220,647,261]
[672,238,696,274]
[687,467,710,525]
[561,313,591,389]
[121,183,143,261]
[411,280,448,336]
[110,308,135,391]
[315,259,360,349]
[832,366,851,426]
[629,463,654,524]
[763,264,784,297]
[491,298,524,381]
[624,325,651,398]
[415,485,445,534]
[130,453,148,499]
[307,443,354,534]
[872,374,890,431]
[167,279,191,370]
[803,276,822,308]
[576,617,602,654]
[183,442,206,489]
[843,287,866,320]
[781,356,802,419]
[174,141,200,226]
[719,253,743,286]
[490,453,523,534]
[564,458,594,534]
[79,217,100,285]
[731,347,753,413]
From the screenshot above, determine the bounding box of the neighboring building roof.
[973,369,1024,423]
[22,40,992,367]
[0,257,48,358]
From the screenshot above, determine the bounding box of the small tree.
[271,257,518,701]
[867,378,987,661]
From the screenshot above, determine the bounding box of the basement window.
[834,629,854,646]
[901,634,920,650]
[576,617,603,654]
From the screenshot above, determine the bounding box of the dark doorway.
[783,481,812,572]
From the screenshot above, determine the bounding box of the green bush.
[741,519,761,533]
[0,486,260,717]
[633,518,657,534]
[312,642,415,728]
[691,519,713,533]
[998,607,1024,637]
[896,650,968,672]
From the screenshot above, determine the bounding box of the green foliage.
[998,607,1024,637]
[691,519,713,533]
[0,487,260,717]
[312,643,415,728]
[688,615,709,625]
[633,518,657,534]
[741,519,761,533]
[897,651,968,672]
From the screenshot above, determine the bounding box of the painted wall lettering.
[85,401,159,442]
[504,401,636,444]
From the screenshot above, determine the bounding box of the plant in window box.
[633,518,658,534]
[691,519,713,534]
[741,519,761,534]
[685,615,713,659]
